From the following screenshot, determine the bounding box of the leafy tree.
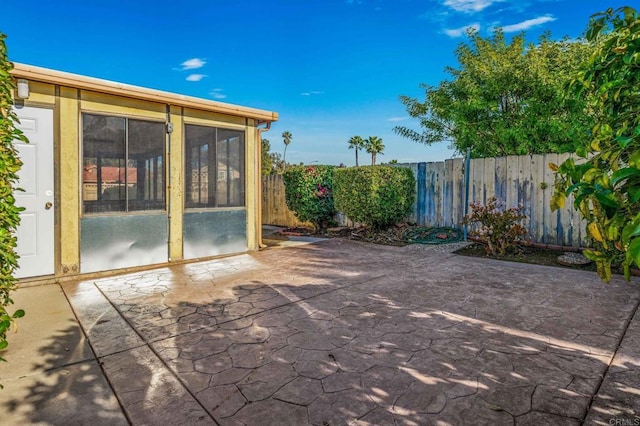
[0,32,25,365]
[395,29,594,157]
[282,130,292,167]
[552,6,640,282]
[365,136,384,165]
[271,153,287,174]
[347,135,365,166]
[261,138,274,175]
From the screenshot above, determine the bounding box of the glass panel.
[185,125,244,209]
[82,114,126,213]
[217,129,245,207]
[185,125,216,208]
[127,119,165,211]
[216,135,229,206]
[81,214,168,273]
[183,210,247,259]
[82,114,165,214]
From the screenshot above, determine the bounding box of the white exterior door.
[14,106,55,278]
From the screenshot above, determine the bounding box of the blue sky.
[1,0,634,165]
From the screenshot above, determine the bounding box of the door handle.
[45,202,53,210]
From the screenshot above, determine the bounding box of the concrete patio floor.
[1,238,640,425]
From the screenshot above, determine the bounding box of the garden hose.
[403,227,464,245]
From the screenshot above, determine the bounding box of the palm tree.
[347,136,365,166]
[282,131,292,170]
[365,136,384,165]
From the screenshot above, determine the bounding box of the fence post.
[463,148,471,240]
[416,162,426,225]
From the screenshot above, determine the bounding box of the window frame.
[81,112,167,216]
[183,123,246,210]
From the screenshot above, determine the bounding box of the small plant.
[0,32,26,368]
[283,165,336,234]
[334,166,415,230]
[463,197,528,256]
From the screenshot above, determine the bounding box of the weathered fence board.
[261,175,311,228]
[261,153,588,246]
[531,154,546,244]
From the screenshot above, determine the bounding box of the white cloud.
[444,22,480,37]
[443,0,502,13]
[181,58,206,70]
[300,91,324,96]
[501,15,557,32]
[387,116,410,122]
[186,74,206,82]
[210,88,227,99]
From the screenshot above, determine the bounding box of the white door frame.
[14,105,55,279]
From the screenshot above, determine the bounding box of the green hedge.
[283,165,336,233]
[1,32,26,364]
[334,166,416,229]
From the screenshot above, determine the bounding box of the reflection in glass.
[185,125,244,208]
[82,113,165,214]
[82,114,126,212]
[128,119,165,211]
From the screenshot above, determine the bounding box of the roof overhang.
[10,63,278,123]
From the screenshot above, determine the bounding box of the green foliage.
[334,166,415,230]
[552,6,640,282]
[463,197,528,256]
[395,29,594,157]
[364,136,384,165]
[261,138,274,175]
[0,32,26,364]
[283,165,336,233]
[261,138,289,175]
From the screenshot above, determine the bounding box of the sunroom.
[11,63,277,281]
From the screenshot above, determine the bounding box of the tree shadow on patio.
[79,239,640,425]
[1,319,127,425]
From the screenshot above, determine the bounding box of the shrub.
[0,32,26,365]
[283,165,336,234]
[463,197,528,256]
[334,166,416,230]
[551,7,640,282]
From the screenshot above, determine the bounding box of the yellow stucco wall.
[168,105,184,261]
[81,91,166,119]
[245,122,259,251]
[17,79,268,280]
[22,81,55,104]
[58,87,80,274]
[183,107,247,127]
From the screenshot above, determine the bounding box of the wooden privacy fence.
[402,153,586,247]
[261,174,311,228]
[262,153,587,247]
[261,175,350,228]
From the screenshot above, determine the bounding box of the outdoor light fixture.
[16,79,29,99]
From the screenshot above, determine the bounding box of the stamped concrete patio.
[2,238,640,425]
